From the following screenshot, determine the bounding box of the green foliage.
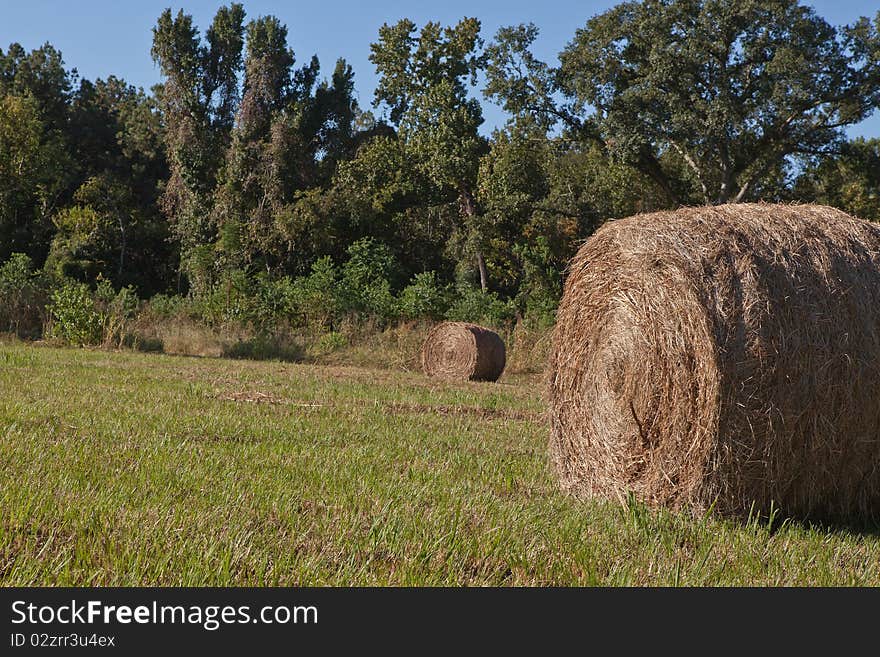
[272,188,340,275]
[0,253,47,336]
[446,285,516,327]
[334,135,423,221]
[4,3,880,340]
[223,334,303,362]
[288,256,341,329]
[794,138,880,221]
[209,10,360,277]
[45,204,104,282]
[2,41,170,290]
[483,24,564,135]
[341,238,397,289]
[240,15,294,131]
[95,281,140,347]
[487,0,880,204]
[0,42,72,131]
[48,281,104,345]
[313,331,347,354]
[513,239,560,329]
[151,5,247,287]
[192,269,254,326]
[475,129,665,302]
[70,76,167,204]
[397,271,450,320]
[43,173,169,291]
[148,293,186,318]
[340,238,399,321]
[249,275,295,328]
[0,93,71,262]
[370,18,490,289]
[105,283,140,320]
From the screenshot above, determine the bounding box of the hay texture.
[421,322,506,382]
[549,203,880,519]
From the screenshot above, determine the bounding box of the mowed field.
[2,341,879,586]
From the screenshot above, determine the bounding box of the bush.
[48,281,104,345]
[446,285,517,327]
[397,271,449,320]
[313,331,347,354]
[340,238,400,322]
[513,239,561,329]
[341,238,398,290]
[99,283,140,347]
[354,279,398,321]
[192,270,254,326]
[520,290,559,329]
[0,253,47,337]
[148,293,186,318]
[251,275,297,329]
[288,257,342,329]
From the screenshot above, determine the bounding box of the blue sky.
[1,0,878,137]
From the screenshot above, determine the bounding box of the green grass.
[2,341,879,585]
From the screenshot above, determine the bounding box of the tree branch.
[636,148,680,206]
[669,140,710,205]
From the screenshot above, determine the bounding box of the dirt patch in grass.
[0,520,78,579]
[217,390,287,404]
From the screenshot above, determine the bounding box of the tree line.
[2,0,880,339]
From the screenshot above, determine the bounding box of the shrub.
[48,281,104,345]
[340,238,400,322]
[521,289,559,329]
[223,334,303,362]
[341,238,398,290]
[354,279,398,322]
[100,284,140,347]
[0,253,47,337]
[397,271,450,320]
[446,285,516,327]
[289,257,341,329]
[514,239,561,329]
[252,275,297,329]
[148,293,186,318]
[313,331,347,354]
[192,270,254,326]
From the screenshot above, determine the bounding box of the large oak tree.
[486,0,880,204]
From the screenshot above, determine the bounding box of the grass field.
[2,341,879,585]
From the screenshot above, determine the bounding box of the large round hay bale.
[549,203,880,520]
[421,322,506,382]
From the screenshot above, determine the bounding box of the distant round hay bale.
[421,322,506,382]
[548,203,880,520]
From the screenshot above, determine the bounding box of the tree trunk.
[637,147,680,206]
[717,143,733,204]
[459,184,488,292]
[117,214,127,283]
[476,251,489,293]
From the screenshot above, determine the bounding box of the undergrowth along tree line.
[2,0,880,349]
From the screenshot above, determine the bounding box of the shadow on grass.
[726,502,880,538]
[745,499,880,538]
[125,334,164,353]
[222,334,305,362]
[774,516,880,539]
[619,493,880,539]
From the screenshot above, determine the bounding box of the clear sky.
[1,0,878,138]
